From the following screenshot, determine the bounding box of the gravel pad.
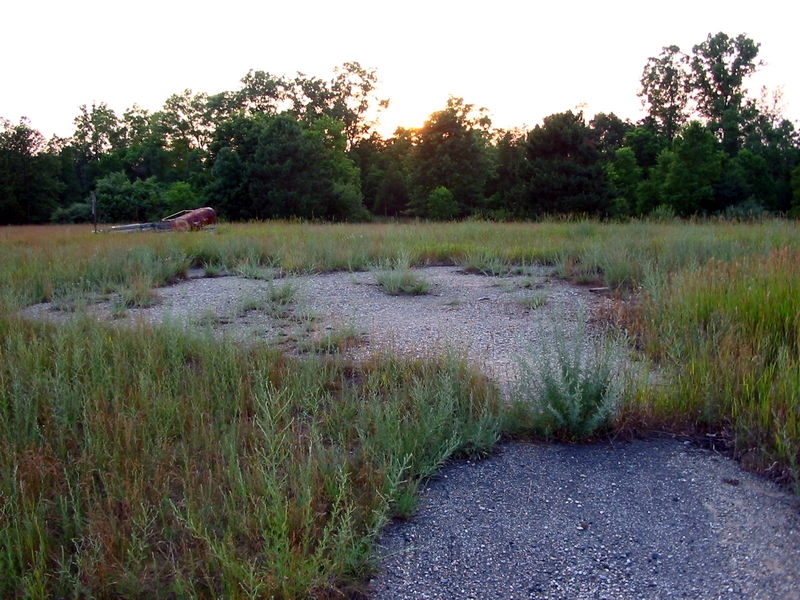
[21,266,607,387]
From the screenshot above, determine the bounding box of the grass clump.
[202,262,226,277]
[300,325,364,354]
[235,282,297,319]
[234,261,279,281]
[118,276,160,308]
[459,250,510,276]
[374,269,430,296]
[372,254,430,296]
[513,275,541,289]
[267,281,296,305]
[511,322,626,441]
[50,285,92,312]
[516,292,548,310]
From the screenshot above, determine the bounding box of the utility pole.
[91,191,97,233]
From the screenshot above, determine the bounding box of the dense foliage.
[2,33,799,225]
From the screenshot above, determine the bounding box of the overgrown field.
[1,220,798,598]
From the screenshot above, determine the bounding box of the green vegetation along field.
[1,219,798,598]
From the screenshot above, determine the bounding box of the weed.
[512,321,625,441]
[109,296,128,319]
[459,250,510,276]
[0,318,502,597]
[50,286,90,313]
[233,256,278,280]
[3,219,800,594]
[370,253,430,296]
[118,276,159,308]
[202,262,226,277]
[235,282,297,320]
[267,281,297,305]
[516,292,548,310]
[631,248,800,489]
[190,308,230,327]
[574,270,602,285]
[374,269,430,296]
[513,276,540,289]
[300,326,364,353]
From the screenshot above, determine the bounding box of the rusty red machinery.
[108,207,217,232]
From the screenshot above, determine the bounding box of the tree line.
[2,33,799,225]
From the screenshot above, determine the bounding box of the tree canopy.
[1,36,798,225]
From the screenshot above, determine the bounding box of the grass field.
[1,219,798,598]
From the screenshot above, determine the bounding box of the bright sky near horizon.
[3,0,798,139]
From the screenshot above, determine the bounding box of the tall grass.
[0,317,502,598]
[3,220,798,311]
[627,248,800,487]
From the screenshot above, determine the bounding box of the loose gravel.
[369,440,800,600]
[22,266,609,387]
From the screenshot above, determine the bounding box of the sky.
[2,0,798,139]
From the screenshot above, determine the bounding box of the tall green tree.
[656,121,726,215]
[207,113,366,220]
[606,147,642,215]
[111,106,173,182]
[368,129,415,216]
[690,32,760,155]
[235,70,289,116]
[71,102,123,194]
[790,165,800,217]
[485,130,527,216]
[589,113,633,157]
[72,102,122,160]
[715,148,774,209]
[639,45,690,141]
[741,90,800,211]
[0,118,61,223]
[288,62,386,148]
[623,126,667,171]
[523,111,608,215]
[156,89,213,153]
[94,172,167,222]
[410,97,491,216]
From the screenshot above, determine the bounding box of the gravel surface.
[22,266,609,387]
[369,440,800,600]
[298,266,603,385]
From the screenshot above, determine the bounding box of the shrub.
[721,199,768,221]
[512,321,625,441]
[407,186,459,221]
[51,202,92,223]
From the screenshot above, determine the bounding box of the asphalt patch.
[370,440,800,600]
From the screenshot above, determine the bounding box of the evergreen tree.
[523,111,608,215]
